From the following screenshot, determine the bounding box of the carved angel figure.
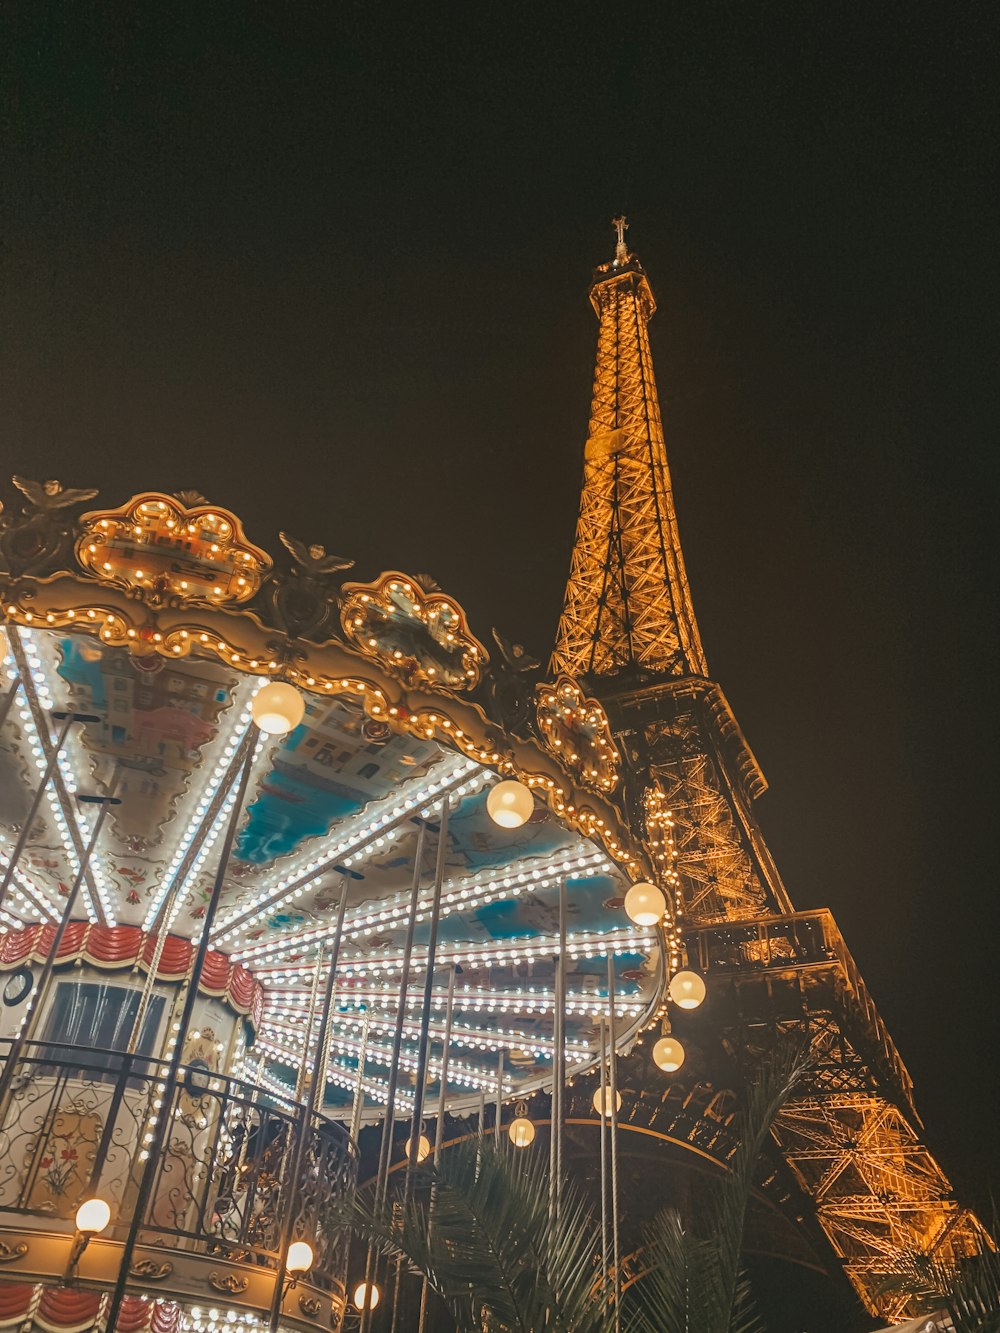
[1,476,99,578]
[279,532,354,576]
[12,477,98,511]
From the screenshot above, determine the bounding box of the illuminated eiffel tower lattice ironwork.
[552,221,987,1320]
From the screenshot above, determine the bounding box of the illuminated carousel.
[0,481,680,1331]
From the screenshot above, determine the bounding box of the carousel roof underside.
[0,603,661,1120]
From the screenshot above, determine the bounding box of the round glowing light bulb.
[406,1133,431,1163]
[251,682,305,736]
[592,1087,622,1118]
[623,881,667,926]
[75,1197,111,1234]
[286,1240,314,1273]
[486,779,534,829]
[668,969,706,1010]
[653,1036,685,1072]
[353,1282,381,1312]
[508,1116,536,1148]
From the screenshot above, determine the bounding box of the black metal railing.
[0,1039,356,1290]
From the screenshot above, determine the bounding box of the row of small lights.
[260,1021,512,1095]
[23,633,115,923]
[6,631,111,923]
[216,753,484,949]
[213,747,477,941]
[269,986,646,1019]
[162,727,268,934]
[242,845,616,978]
[328,925,656,980]
[264,1005,592,1061]
[141,684,259,930]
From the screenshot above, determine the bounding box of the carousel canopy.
[0,483,672,1117]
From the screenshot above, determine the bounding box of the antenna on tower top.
[612,215,629,265]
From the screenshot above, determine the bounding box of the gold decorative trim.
[130,1257,173,1280]
[535,675,620,792]
[75,492,270,606]
[0,1240,28,1262]
[340,571,488,690]
[209,1270,250,1294]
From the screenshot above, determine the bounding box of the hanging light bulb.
[353,1282,381,1311]
[592,1086,622,1117]
[623,881,666,926]
[74,1198,111,1234]
[653,1036,685,1072]
[406,1133,431,1163]
[668,969,706,1010]
[286,1239,314,1273]
[486,779,534,828]
[251,681,305,735]
[508,1100,535,1147]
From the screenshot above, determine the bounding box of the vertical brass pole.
[270,880,349,1332]
[350,1006,372,1146]
[104,730,258,1332]
[359,821,426,1333]
[607,954,621,1328]
[599,1015,609,1300]
[555,880,567,1219]
[494,1048,504,1140]
[417,964,456,1333]
[391,799,449,1333]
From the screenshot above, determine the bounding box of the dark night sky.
[3,3,998,1214]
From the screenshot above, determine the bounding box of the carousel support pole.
[296,943,325,1100]
[548,949,560,1224]
[599,1015,609,1301]
[0,766,122,1111]
[104,728,259,1333]
[0,711,94,914]
[607,954,621,1328]
[359,821,426,1333]
[0,675,21,731]
[391,799,449,1333]
[494,1048,504,1142]
[270,880,349,1332]
[555,879,567,1220]
[350,1006,372,1145]
[417,964,456,1333]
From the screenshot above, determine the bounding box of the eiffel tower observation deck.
[552,219,987,1320]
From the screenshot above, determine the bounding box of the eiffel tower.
[552,219,986,1322]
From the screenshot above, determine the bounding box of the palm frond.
[627,1041,812,1333]
[353,1134,615,1333]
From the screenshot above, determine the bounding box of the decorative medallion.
[129,1258,173,1280]
[208,1271,250,1294]
[535,676,620,792]
[75,493,270,606]
[0,1241,28,1262]
[340,572,487,690]
[298,1295,322,1317]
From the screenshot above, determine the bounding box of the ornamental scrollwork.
[208,1270,251,1294]
[129,1258,173,1279]
[535,675,620,792]
[340,571,488,690]
[75,492,271,607]
[0,1240,28,1262]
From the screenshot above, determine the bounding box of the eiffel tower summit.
[552,218,987,1322]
